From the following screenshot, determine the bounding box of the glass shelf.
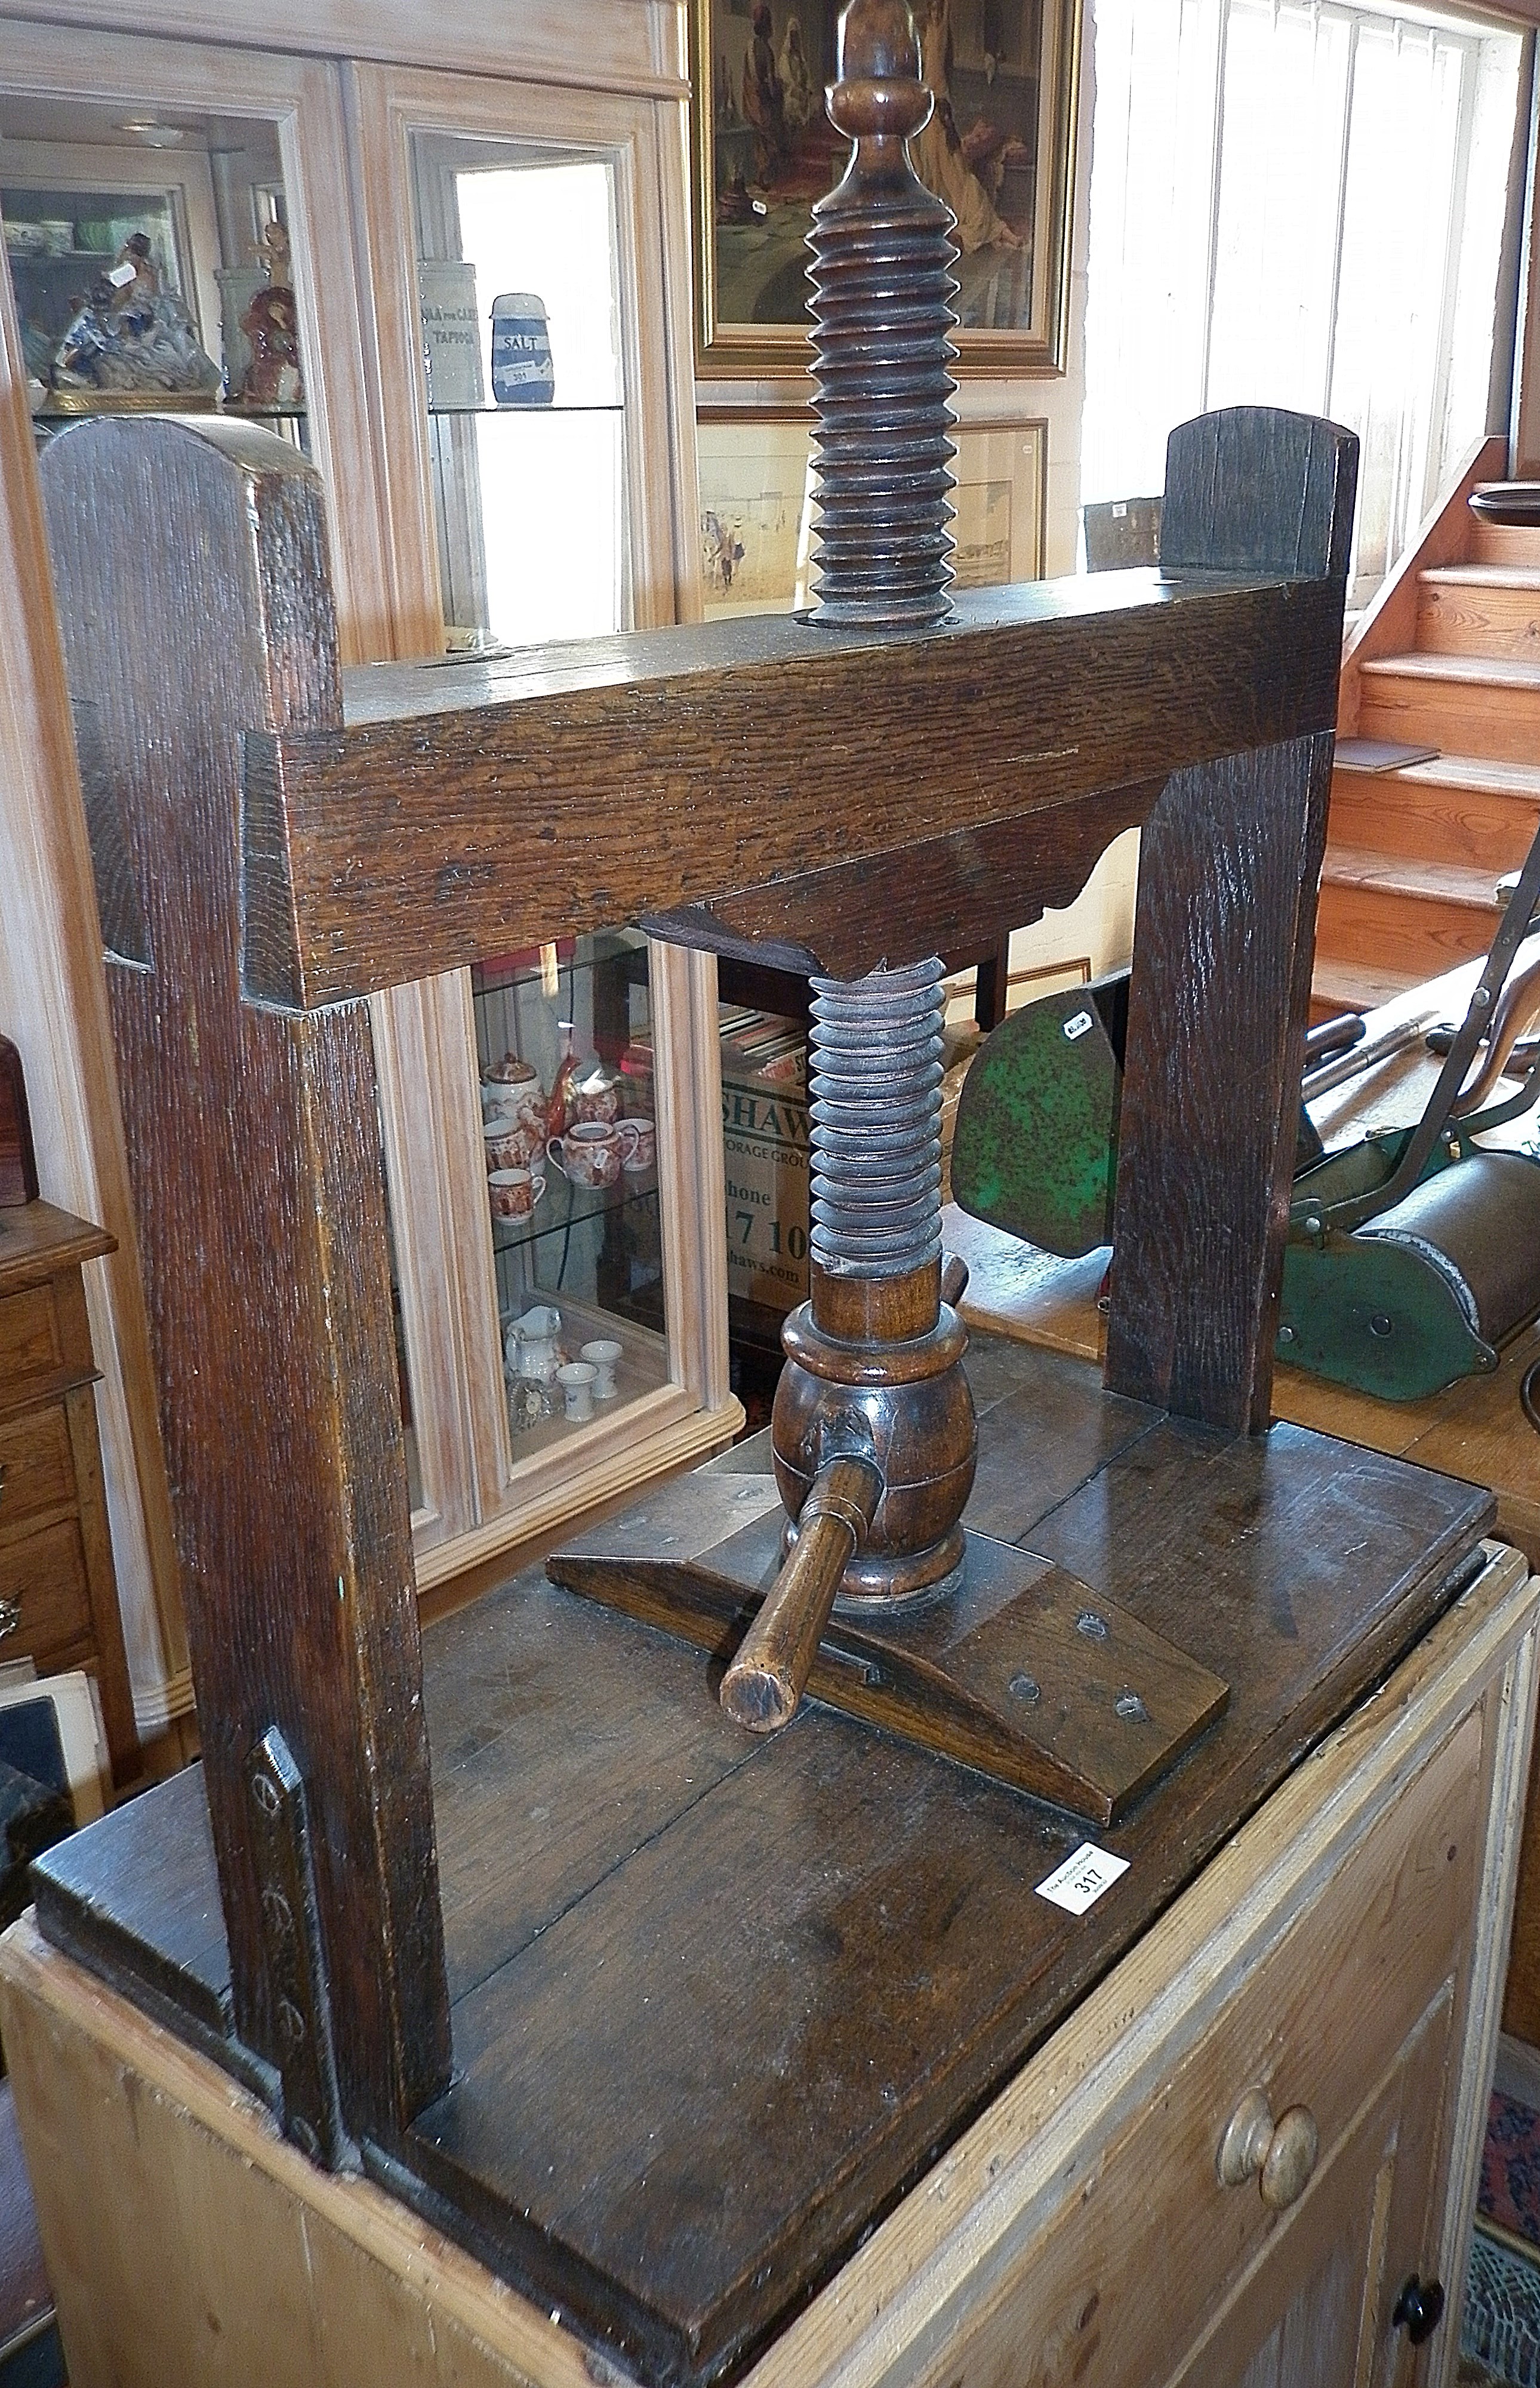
[31,395,306,420]
[428,401,621,418]
[477,927,646,1001]
[7,245,116,264]
[489,1162,658,1258]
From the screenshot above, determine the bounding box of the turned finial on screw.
[826,0,928,138]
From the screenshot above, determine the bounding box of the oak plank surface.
[402,1384,1485,2387]
[30,1331,1491,2388]
[244,573,1345,1006]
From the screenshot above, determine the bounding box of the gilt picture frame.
[692,0,1082,381]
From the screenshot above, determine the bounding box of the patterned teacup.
[620,1115,656,1175]
[487,1167,546,1222]
[484,1114,543,1172]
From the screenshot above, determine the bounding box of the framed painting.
[696,409,1045,616]
[692,0,1082,381]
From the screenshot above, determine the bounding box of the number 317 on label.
[1035,1842,1131,1916]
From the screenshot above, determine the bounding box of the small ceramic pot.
[488,1167,546,1223]
[482,1058,546,1137]
[557,1360,598,1422]
[580,1338,622,1399]
[507,1303,562,1384]
[567,1061,623,1127]
[548,1121,626,1189]
[483,1113,543,1172]
[620,1115,656,1175]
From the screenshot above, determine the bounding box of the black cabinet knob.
[1393,2275,1445,2344]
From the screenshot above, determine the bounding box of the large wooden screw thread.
[722,961,977,1731]
[805,0,959,627]
[722,3,977,1736]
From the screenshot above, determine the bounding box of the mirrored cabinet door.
[347,64,735,1585]
[409,129,627,648]
[1,27,732,1602]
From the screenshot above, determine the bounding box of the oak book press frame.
[33,394,1474,2383]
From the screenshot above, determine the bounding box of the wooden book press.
[24,16,1500,2380]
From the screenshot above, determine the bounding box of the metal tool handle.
[1321,818,1540,1233]
[1449,955,1540,1113]
[720,1455,882,1733]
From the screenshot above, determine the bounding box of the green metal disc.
[950,987,1120,1259]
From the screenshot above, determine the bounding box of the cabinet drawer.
[0,1284,62,1405]
[0,1518,93,1661]
[925,1701,1484,2388]
[0,1404,77,1546]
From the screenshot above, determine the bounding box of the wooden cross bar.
[39,399,1354,2156]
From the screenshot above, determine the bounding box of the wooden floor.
[29,1333,1495,2388]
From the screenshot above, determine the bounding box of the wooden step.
[1358,651,1540,764]
[1314,844,1501,983]
[1468,518,1540,568]
[1417,565,1540,658]
[1328,752,1540,870]
[1309,959,1421,1019]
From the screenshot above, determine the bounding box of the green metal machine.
[950,843,1540,1403]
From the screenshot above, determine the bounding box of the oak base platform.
[0,1331,1528,2387]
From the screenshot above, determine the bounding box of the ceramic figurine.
[52,234,221,399]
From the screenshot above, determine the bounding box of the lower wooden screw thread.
[808,959,946,1282]
[720,1455,883,1732]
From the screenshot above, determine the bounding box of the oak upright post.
[41,417,452,2149]
[1104,407,1357,1433]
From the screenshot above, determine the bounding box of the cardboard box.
[720,1013,808,1313]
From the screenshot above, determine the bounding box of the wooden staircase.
[1315,436,1540,1014]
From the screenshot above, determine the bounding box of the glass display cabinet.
[352,63,738,1583]
[0,19,738,1635]
[2,96,309,448]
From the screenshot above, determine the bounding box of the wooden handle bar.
[720,1455,883,1733]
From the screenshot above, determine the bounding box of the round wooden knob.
[1260,2106,1318,2209]
[1216,2088,1318,2211]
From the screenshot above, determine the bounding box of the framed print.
[696,410,1045,616]
[952,416,1045,586]
[697,409,813,616]
[692,0,1082,380]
